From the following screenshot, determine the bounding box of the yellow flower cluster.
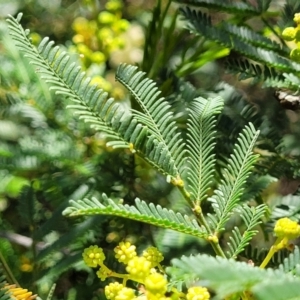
[186,287,210,300]
[3,284,37,300]
[274,217,300,240]
[71,0,129,66]
[70,0,133,98]
[82,242,210,300]
[282,13,300,61]
[260,217,300,268]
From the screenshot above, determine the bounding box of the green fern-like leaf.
[271,194,300,220]
[207,123,260,233]
[63,194,209,239]
[252,278,300,300]
[170,253,300,299]
[176,0,263,16]
[225,58,288,88]
[7,14,187,179]
[116,63,186,177]
[186,96,223,202]
[278,246,300,277]
[222,23,289,56]
[180,8,300,74]
[6,14,137,149]
[227,204,267,259]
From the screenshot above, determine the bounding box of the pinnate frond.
[170,253,300,300]
[222,23,288,55]
[116,63,186,176]
[6,13,145,152]
[175,0,264,15]
[7,13,184,179]
[225,58,288,88]
[227,204,267,259]
[180,8,300,73]
[186,96,223,202]
[207,123,260,233]
[63,194,209,239]
[278,246,300,277]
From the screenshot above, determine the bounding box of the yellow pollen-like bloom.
[105,282,124,300]
[186,286,210,300]
[114,241,137,264]
[115,287,136,300]
[142,247,164,268]
[126,256,152,281]
[105,0,123,12]
[98,11,116,25]
[294,13,300,25]
[144,273,167,297]
[282,27,296,41]
[274,217,300,240]
[82,245,106,267]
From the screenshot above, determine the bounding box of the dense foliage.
[1,0,300,299]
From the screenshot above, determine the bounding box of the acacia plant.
[2,0,300,299]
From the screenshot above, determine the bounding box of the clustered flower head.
[82,245,106,267]
[70,0,134,99]
[186,287,210,300]
[114,241,137,264]
[72,0,129,65]
[274,217,300,240]
[82,242,210,300]
[2,284,37,300]
[282,13,300,62]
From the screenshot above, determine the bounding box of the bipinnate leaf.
[63,194,209,239]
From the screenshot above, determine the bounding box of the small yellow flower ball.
[143,247,164,268]
[82,245,106,267]
[105,282,124,300]
[98,27,113,40]
[77,43,92,57]
[126,256,152,280]
[98,11,116,25]
[72,17,89,33]
[90,51,106,63]
[114,241,137,264]
[186,286,210,300]
[113,19,130,33]
[144,273,168,296]
[274,217,300,239]
[294,13,300,25]
[105,0,123,12]
[282,27,296,41]
[115,287,136,300]
[72,34,85,44]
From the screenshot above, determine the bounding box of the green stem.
[177,185,226,257]
[259,246,276,269]
[0,251,20,286]
[260,237,286,268]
